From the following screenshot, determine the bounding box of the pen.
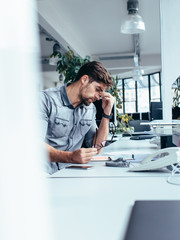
[94,128,98,148]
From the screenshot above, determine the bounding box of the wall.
[160,0,180,122]
[41,71,63,89]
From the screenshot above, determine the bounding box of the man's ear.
[81,75,89,84]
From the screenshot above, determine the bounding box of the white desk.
[103,136,159,154]
[140,120,180,127]
[46,137,180,240]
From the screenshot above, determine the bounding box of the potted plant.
[117,113,134,135]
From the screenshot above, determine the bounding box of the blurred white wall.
[0,1,54,240]
[160,0,180,122]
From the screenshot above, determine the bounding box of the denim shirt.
[39,84,97,173]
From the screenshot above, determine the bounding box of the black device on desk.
[130,135,156,140]
[124,200,180,240]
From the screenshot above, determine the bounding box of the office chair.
[150,102,163,120]
[141,112,150,120]
[172,106,180,119]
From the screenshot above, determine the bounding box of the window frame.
[120,72,161,114]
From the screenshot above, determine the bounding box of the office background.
[36,0,180,122]
[0,1,180,240]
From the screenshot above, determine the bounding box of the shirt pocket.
[52,117,69,137]
[79,119,92,136]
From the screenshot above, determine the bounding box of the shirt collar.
[60,83,73,108]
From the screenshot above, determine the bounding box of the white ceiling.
[36,0,161,78]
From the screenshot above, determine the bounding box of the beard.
[82,97,94,106]
[80,85,95,106]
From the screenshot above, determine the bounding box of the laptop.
[124,200,180,240]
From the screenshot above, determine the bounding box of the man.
[40,61,114,173]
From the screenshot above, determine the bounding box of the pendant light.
[121,0,145,34]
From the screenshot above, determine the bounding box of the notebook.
[124,200,180,240]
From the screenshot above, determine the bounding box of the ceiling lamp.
[121,0,145,34]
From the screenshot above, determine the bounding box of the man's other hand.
[101,92,115,115]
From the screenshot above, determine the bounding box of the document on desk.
[91,155,111,161]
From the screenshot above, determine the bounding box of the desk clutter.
[60,148,180,184]
[51,149,178,180]
[106,158,130,167]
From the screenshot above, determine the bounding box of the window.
[119,72,161,114]
[150,73,161,102]
[124,79,136,113]
[137,75,149,112]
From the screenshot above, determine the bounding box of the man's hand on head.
[101,92,115,115]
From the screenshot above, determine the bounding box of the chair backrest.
[129,120,151,132]
[172,106,180,119]
[150,102,163,120]
[141,112,150,120]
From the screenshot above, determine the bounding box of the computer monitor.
[93,98,117,127]
[141,112,150,120]
[132,113,140,120]
[150,101,163,120]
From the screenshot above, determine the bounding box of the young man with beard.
[40,61,114,173]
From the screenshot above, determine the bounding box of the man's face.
[80,77,107,106]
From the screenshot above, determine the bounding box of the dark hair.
[75,61,113,88]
